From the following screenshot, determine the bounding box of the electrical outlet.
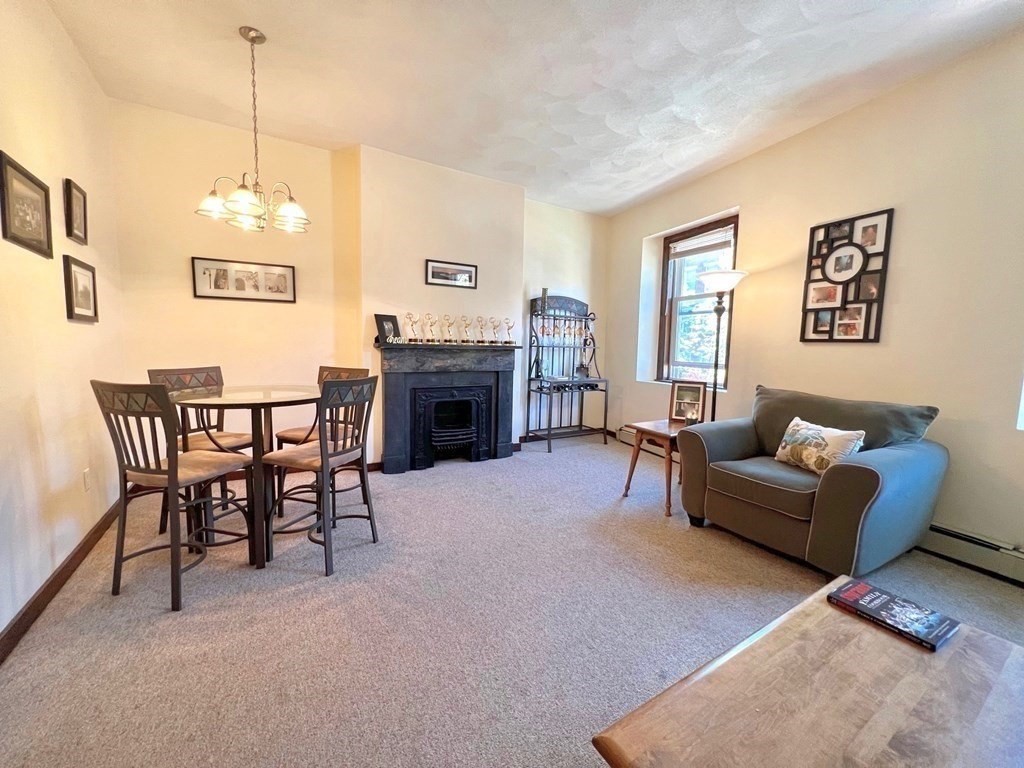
[82,468,92,492]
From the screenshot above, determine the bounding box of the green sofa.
[677,385,948,576]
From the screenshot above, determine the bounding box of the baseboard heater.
[920,525,1024,586]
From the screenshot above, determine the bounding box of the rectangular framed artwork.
[800,208,893,343]
[63,254,97,322]
[63,179,88,245]
[425,259,477,289]
[669,379,707,424]
[0,152,52,259]
[192,257,296,303]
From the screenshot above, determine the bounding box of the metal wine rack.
[525,295,609,451]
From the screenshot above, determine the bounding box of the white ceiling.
[48,0,1024,214]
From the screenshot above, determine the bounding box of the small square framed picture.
[63,254,97,322]
[374,313,402,345]
[0,152,52,258]
[63,179,88,245]
[669,379,707,424]
[425,259,477,289]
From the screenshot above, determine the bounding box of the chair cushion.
[707,456,819,520]
[179,431,252,452]
[751,385,939,454]
[263,442,361,473]
[127,450,252,488]
[275,425,317,445]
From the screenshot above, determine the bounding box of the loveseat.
[677,385,948,576]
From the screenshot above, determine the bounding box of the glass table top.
[172,384,321,408]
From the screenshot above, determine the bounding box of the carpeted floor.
[1,437,1022,767]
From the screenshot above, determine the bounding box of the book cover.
[827,579,961,651]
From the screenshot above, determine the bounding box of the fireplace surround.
[378,345,519,474]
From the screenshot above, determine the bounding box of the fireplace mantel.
[377,344,520,474]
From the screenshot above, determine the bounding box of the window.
[658,216,739,387]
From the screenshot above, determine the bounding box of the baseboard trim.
[0,500,119,666]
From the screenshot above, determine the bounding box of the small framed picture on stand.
[669,380,707,425]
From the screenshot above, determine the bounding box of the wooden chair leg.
[112,479,130,596]
[168,481,183,612]
[319,473,334,576]
[359,458,378,543]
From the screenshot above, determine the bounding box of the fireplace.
[413,386,490,469]
[378,345,518,474]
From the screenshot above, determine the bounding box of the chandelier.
[195,27,309,233]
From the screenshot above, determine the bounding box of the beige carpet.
[1,436,1022,767]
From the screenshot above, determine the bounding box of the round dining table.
[171,385,320,568]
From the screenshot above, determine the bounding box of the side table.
[622,419,685,516]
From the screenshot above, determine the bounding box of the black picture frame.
[191,257,296,303]
[425,259,477,289]
[63,254,98,323]
[0,152,52,259]
[800,208,893,344]
[374,313,402,345]
[669,379,707,424]
[63,179,88,245]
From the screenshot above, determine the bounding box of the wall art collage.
[801,208,893,343]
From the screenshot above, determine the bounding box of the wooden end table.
[593,576,1024,767]
[622,419,685,517]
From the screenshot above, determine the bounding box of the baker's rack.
[525,294,608,452]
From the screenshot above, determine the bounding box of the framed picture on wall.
[0,152,52,259]
[425,259,477,289]
[63,179,88,245]
[191,257,296,303]
[63,254,98,322]
[374,313,402,345]
[669,380,706,424]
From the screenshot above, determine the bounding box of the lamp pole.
[710,292,726,422]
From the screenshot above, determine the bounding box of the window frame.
[656,215,740,387]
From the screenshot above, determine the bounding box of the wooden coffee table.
[593,577,1024,767]
[622,419,684,516]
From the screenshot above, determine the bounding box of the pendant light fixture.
[195,26,310,233]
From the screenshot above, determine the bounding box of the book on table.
[827,579,961,651]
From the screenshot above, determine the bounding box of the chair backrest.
[318,366,370,384]
[91,380,179,483]
[147,365,226,435]
[318,376,377,463]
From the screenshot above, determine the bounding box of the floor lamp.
[696,270,747,422]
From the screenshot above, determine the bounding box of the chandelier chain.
[250,41,259,186]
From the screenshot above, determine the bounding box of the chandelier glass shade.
[195,27,309,233]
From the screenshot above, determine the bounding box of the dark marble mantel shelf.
[374,343,522,350]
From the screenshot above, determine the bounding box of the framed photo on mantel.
[192,257,296,303]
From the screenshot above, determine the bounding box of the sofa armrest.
[806,439,949,576]
[677,418,760,519]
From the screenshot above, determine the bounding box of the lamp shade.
[195,191,231,220]
[225,212,266,232]
[698,269,747,294]
[223,183,264,217]
[272,197,310,230]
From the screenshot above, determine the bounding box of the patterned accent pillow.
[774,417,865,475]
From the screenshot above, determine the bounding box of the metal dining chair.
[272,366,369,513]
[147,366,253,536]
[263,376,379,576]
[91,380,254,611]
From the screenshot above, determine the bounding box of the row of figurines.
[404,313,516,344]
[534,322,595,346]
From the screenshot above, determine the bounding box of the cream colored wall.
[110,102,336,433]
[0,0,126,628]
[606,31,1024,546]
[522,200,609,430]
[354,146,527,460]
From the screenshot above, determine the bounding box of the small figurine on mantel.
[405,312,421,343]
[476,316,487,343]
[503,318,516,345]
[489,317,501,344]
[442,314,455,343]
[460,315,473,344]
[424,313,438,343]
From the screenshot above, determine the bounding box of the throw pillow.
[775,417,865,475]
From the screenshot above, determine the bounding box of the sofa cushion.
[707,456,819,520]
[775,417,865,475]
[752,385,938,455]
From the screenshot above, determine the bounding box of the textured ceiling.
[48,0,1024,213]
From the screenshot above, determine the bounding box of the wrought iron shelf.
[525,294,609,453]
